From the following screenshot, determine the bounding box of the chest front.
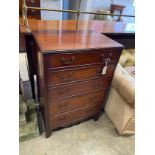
[33,30,123,137]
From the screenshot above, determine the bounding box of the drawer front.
[45,49,121,68]
[49,90,105,115]
[47,63,116,86]
[48,78,110,100]
[49,104,99,129]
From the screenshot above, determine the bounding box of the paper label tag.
[102,66,107,75]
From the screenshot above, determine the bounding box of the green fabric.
[19,99,39,142]
[19,114,27,126]
[119,49,135,67]
[19,102,27,115]
[19,119,39,142]
[19,95,27,115]
[27,99,36,109]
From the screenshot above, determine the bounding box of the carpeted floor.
[19,113,134,155]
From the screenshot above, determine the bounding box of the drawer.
[45,49,121,68]
[49,90,105,115]
[49,104,99,130]
[47,63,116,86]
[47,78,110,100]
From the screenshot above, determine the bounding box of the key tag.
[102,61,108,75]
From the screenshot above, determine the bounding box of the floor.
[20,113,134,155]
[19,53,135,155]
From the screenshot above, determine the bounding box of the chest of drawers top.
[32,30,123,53]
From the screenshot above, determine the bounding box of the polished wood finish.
[47,63,116,86]
[49,104,99,130]
[49,90,105,116]
[20,19,135,34]
[43,47,120,67]
[33,30,124,52]
[33,30,123,137]
[19,19,134,100]
[47,78,111,101]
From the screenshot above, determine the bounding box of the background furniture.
[94,10,113,21]
[32,30,123,137]
[110,4,125,22]
[105,49,135,135]
[103,33,135,49]
[19,0,40,19]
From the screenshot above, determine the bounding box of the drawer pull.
[58,102,69,108]
[105,58,111,63]
[60,56,76,65]
[101,54,111,63]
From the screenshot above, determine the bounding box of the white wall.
[79,0,92,20]
[41,0,63,20]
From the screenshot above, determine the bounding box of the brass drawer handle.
[102,57,111,64]
[101,54,112,63]
[58,102,69,108]
[60,56,76,65]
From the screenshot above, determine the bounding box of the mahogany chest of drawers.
[32,30,123,137]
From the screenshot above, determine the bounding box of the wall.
[41,0,63,20]
[62,0,92,20]
[79,0,92,20]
